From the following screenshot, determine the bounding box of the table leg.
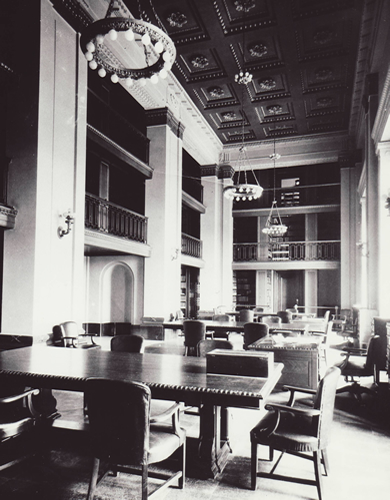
[197,403,232,478]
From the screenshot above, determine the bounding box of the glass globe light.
[125,29,134,41]
[108,29,117,41]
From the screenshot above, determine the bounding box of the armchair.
[250,366,340,500]
[52,321,100,349]
[85,378,186,500]
[183,320,206,356]
[0,385,41,471]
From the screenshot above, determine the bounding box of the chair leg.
[313,451,323,500]
[250,441,258,490]
[321,449,330,476]
[178,440,186,489]
[142,463,148,500]
[87,457,100,500]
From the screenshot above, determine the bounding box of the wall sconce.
[356,240,368,257]
[58,210,75,238]
[385,195,390,216]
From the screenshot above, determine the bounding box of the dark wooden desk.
[0,346,283,478]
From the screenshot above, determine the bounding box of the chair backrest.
[243,322,269,349]
[254,307,264,313]
[85,378,150,465]
[277,310,293,323]
[262,315,281,327]
[110,334,145,353]
[239,309,254,322]
[212,314,230,322]
[60,321,80,338]
[313,365,340,448]
[183,320,206,348]
[197,339,233,357]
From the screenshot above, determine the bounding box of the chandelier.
[262,140,288,237]
[223,6,263,202]
[80,0,176,86]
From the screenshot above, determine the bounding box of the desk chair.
[110,334,145,353]
[250,366,340,500]
[336,335,381,403]
[243,323,269,349]
[211,314,232,339]
[239,309,254,323]
[0,385,40,471]
[85,378,186,500]
[183,320,206,356]
[277,310,293,323]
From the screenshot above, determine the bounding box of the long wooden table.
[0,345,283,478]
[163,320,246,337]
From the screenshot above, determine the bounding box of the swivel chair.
[183,320,206,356]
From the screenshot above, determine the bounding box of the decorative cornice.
[0,204,18,229]
[145,107,185,139]
[200,163,234,179]
[372,65,390,144]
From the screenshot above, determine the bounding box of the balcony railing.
[233,240,340,262]
[182,233,203,259]
[85,194,147,243]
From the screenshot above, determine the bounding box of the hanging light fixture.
[80,0,176,86]
[223,6,263,202]
[262,139,288,237]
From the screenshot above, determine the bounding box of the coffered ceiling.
[52,0,371,153]
[124,0,365,145]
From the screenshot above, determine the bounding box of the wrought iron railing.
[233,240,340,262]
[85,194,147,243]
[182,233,203,258]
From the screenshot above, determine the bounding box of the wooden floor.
[0,334,389,500]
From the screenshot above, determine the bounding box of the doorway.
[275,270,304,311]
[181,266,199,319]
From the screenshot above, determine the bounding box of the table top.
[163,320,247,332]
[248,335,322,351]
[0,346,283,409]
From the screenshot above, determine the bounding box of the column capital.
[339,150,361,169]
[200,163,234,178]
[376,140,390,158]
[145,107,185,139]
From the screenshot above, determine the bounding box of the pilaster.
[199,164,233,310]
[144,108,184,320]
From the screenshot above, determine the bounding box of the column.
[199,164,234,311]
[144,108,184,320]
[304,214,318,314]
[2,0,87,335]
[376,142,390,315]
[339,154,359,308]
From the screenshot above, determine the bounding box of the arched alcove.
[100,262,134,323]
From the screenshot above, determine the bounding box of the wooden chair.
[239,309,254,323]
[250,366,341,500]
[277,310,293,323]
[183,320,206,356]
[52,321,100,349]
[110,334,145,353]
[243,323,269,349]
[85,378,186,500]
[0,384,41,471]
[336,334,382,403]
